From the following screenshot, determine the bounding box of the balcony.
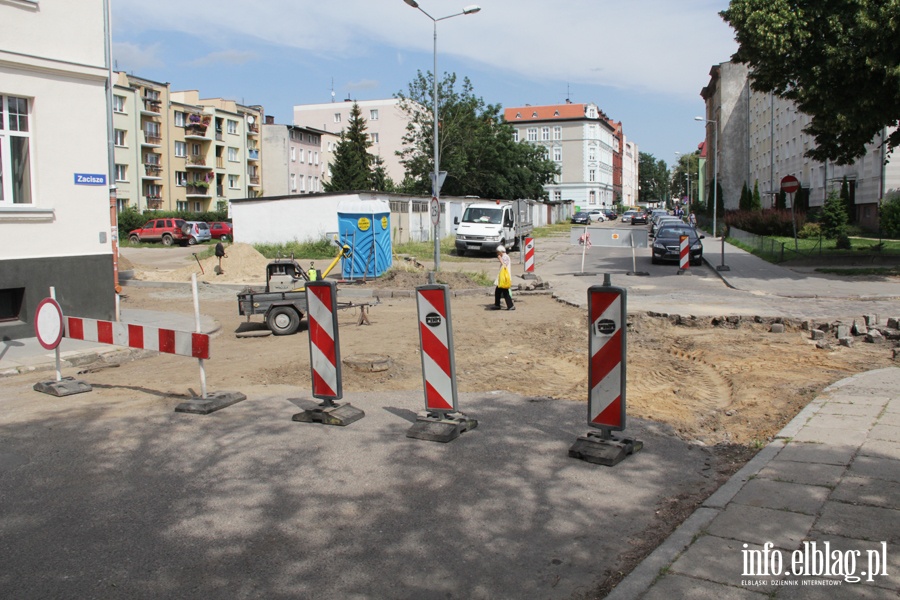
[247,123,259,135]
[141,99,162,116]
[146,196,163,210]
[142,132,162,147]
[216,156,224,168]
[249,176,260,186]
[143,164,163,179]
[185,156,212,169]
[184,124,209,140]
[186,184,212,197]
[248,149,260,161]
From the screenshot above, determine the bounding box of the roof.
[503,103,588,122]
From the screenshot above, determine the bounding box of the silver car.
[182,221,212,245]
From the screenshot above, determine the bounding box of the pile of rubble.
[806,315,900,354]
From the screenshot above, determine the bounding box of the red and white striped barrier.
[524,237,535,273]
[65,316,210,359]
[679,235,690,271]
[587,285,626,429]
[416,284,457,413]
[305,280,342,401]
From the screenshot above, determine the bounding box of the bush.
[797,222,821,239]
[835,233,852,250]
[882,194,900,238]
[116,208,229,239]
[725,209,806,237]
[820,190,849,239]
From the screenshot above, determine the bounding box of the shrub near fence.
[725,209,805,237]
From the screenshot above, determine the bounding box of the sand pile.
[133,243,269,285]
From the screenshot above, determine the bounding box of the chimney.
[265,115,275,125]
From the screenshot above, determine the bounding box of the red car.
[209,221,233,242]
[128,218,189,246]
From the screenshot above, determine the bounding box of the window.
[370,133,379,144]
[191,143,201,156]
[227,147,238,162]
[314,152,319,165]
[553,147,561,162]
[290,174,296,192]
[588,146,596,162]
[227,119,238,134]
[553,190,561,202]
[114,129,127,147]
[553,126,561,140]
[513,130,519,143]
[174,111,185,127]
[334,113,341,123]
[1,95,34,204]
[228,174,238,188]
[541,127,550,141]
[174,141,186,157]
[113,95,126,113]
[291,147,296,162]
[176,201,187,211]
[527,128,538,142]
[308,176,313,191]
[299,174,305,192]
[175,171,187,186]
[589,169,596,182]
[115,164,127,182]
[370,109,379,120]
[299,148,305,163]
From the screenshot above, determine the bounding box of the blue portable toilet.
[337,198,393,279]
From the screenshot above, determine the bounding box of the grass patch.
[816,266,900,277]
[253,238,341,260]
[532,222,572,237]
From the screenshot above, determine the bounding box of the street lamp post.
[695,116,728,271]
[403,0,481,273]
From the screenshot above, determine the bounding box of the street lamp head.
[694,116,704,122]
[403,0,420,7]
[463,4,481,14]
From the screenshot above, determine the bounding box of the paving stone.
[791,426,869,446]
[869,423,900,443]
[731,478,830,515]
[802,532,900,593]
[847,454,900,483]
[777,443,858,466]
[813,502,900,543]
[830,476,900,510]
[670,535,786,591]
[877,411,900,427]
[816,402,883,418]
[824,394,891,408]
[706,504,815,549]
[803,413,878,431]
[756,460,846,487]
[858,438,900,462]
[643,572,768,600]
[775,581,894,598]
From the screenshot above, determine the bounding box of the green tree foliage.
[776,190,787,210]
[396,71,558,199]
[739,182,751,211]
[881,194,900,238]
[639,152,669,204]
[721,0,900,165]
[821,190,850,239]
[324,102,375,192]
[752,180,762,211]
[669,152,699,206]
[839,177,855,224]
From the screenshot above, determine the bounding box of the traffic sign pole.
[782,175,801,252]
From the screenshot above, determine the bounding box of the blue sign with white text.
[74,173,107,186]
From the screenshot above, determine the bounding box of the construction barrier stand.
[524,237,535,272]
[305,280,342,401]
[416,284,458,413]
[587,284,627,431]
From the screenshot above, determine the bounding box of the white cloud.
[112,0,737,99]
[112,41,164,72]
[187,50,259,67]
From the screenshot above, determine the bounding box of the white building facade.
[504,102,616,208]
[1,0,116,339]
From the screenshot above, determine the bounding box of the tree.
[396,71,558,199]
[669,152,699,206]
[821,190,849,240]
[839,177,855,224]
[324,102,375,192]
[721,1,900,165]
[739,182,751,211]
[639,152,669,205]
[881,194,900,238]
[752,180,762,211]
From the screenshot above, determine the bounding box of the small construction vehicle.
[237,242,351,335]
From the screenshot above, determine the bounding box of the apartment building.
[113,75,264,213]
[503,102,617,208]
[293,98,409,185]
[1,0,116,339]
[701,60,899,230]
[261,117,336,196]
[622,139,639,206]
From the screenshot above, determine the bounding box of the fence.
[728,226,823,262]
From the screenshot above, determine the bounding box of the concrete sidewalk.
[607,366,900,599]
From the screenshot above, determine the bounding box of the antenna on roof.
[566,83,571,103]
[331,78,335,103]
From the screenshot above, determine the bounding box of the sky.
[111,0,738,170]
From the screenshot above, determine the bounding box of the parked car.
[652,223,704,265]
[209,221,233,242]
[650,215,684,238]
[603,209,618,221]
[631,211,648,225]
[621,210,639,224]
[587,209,606,222]
[571,212,591,225]
[128,218,188,246]
[183,221,212,245]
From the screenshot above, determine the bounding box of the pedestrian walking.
[689,212,697,228]
[492,245,515,310]
[214,242,227,275]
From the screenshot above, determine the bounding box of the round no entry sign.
[34,297,64,350]
[781,175,801,194]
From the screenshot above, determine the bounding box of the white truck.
[453,200,534,256]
